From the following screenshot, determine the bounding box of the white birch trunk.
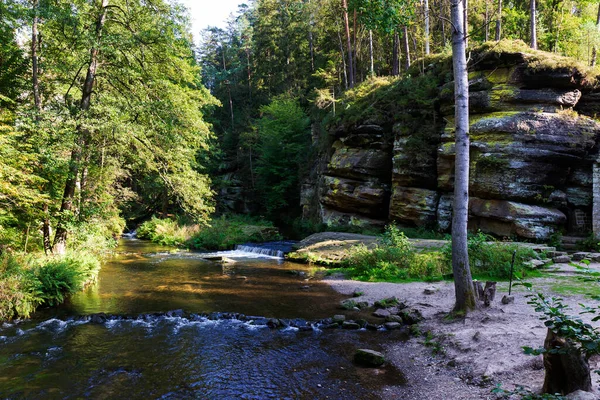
[450,0,476,313]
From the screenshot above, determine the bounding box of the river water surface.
[0,240,406,399]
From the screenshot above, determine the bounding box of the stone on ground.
[354,349,386,367]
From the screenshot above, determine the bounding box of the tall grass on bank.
[0,220,119,321]
[341,225,448,282]
[441,232,539,280]
[341,226,540,282]
[137,215,282,250]
[0,251,102,320]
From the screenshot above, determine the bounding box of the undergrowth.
[0,250,103,321]
[341,225,448,282]
[442,231,539,280]
[137,214,282,250]
[341,227,539,282]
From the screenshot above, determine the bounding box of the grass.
[441,232,540,281]
[338,226,540,283]
[0,219,118,321]
[0,250,103,320]
[340,225,449,282]
[137,214,282,250]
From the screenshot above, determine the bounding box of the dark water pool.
[0,240,406,399]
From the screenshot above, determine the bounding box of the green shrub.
[33,252,101,306]
[341,225,448,282]
[137,216,196,246]
[189,215,281,250]
[442,232,538,280]
[0,250,102,320]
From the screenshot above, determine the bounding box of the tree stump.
[473,281,484,300]
[483,281,497,306]
[542,328,592,395]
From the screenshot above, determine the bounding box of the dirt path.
[327,277,600,399]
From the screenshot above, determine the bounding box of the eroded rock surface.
[308,47,600,240]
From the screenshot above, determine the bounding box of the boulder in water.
[354,349,386,367]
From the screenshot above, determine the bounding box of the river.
[0,240,406,399]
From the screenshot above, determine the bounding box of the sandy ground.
[326,276,600,399]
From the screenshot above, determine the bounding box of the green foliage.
[342,225,448,281]
[492,385,565,399]
[253,98,311,216]
[577,233,600,252]
[138,214,281,250]
[442,232,538,280]
[0,250,102,320]
[522,293,600,360]
[34,252,100,306]
[189,215,281,250]
[137,216,198,247]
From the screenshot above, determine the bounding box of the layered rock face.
[318,124,392,227]
[314,49,600,239]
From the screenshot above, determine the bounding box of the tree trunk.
[591,4,600,67]
[450,0,476,313]
[43,204,52,255]
[31,0,41,111]
[53,0,109,254]
[353,10,357,83]
[342,0,354,88]
[495,0,502,41]
[392,31,400,76]
[530,0,537,49]
[309,29,315,72]
[441,0,447,46]
[484,0,489,42]
[337,24,348,89]
[542,329,592,395]
[463,0,469,48]
[424,0,430,54]
[402,26,411,70]
[369,29,374,76]
[32,0,52,255]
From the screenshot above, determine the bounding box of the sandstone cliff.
[306,41,600,240]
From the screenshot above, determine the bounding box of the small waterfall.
[234,245,284,258]
[122,230,137,239]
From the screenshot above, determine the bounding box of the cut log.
[483,281,497,306]
[542,329,592,395]
[473,281,484,300]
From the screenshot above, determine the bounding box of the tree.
[342,0,355,88]
[530,0,537,49]
[254,98,310,217]
[495,0,502,41]
[450,0,476,313]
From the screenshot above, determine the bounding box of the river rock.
[340,299,358,310]
[385,315,403,323]
[354,349,386,367]
[424,286,437,295]
[342,321,361,330]
[572,252,591,262]
[90,313,107,324]
[373,309,391,318]
[332,315,346,324]
[384,322,402,330]
[400,309,424,325]
[565,390,596,400]
[267,318,280,328]
[553,255,572,263]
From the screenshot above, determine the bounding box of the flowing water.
[0,240,406,399]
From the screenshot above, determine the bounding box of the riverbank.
[327,276,600,399]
